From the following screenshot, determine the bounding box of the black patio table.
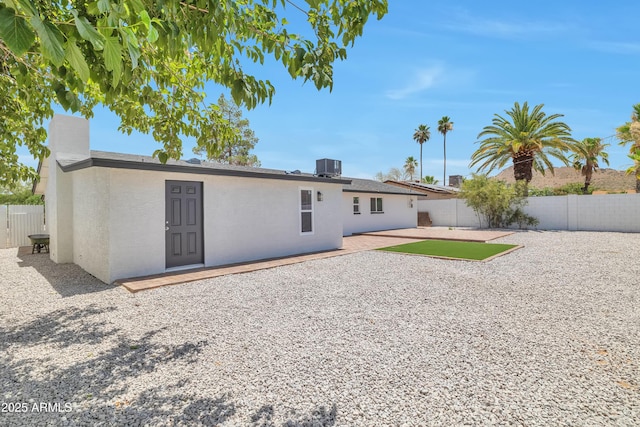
[28,234,50,254]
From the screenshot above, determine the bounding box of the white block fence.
[419,194,640,232]
[1,205,46,248]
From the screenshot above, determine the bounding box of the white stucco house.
[35,115,417,283]
[341,178,417,235]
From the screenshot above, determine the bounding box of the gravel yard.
[1,231,638,426]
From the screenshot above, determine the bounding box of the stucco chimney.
[49,114,90,160]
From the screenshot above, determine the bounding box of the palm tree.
[616,103,640,192]
[421,175,439,185]
[571,137,609,194]
[628,148,640,180]
[470,102,575,193]
[413,124,431,182]
[403,156,418,181]
[437,116,454,186]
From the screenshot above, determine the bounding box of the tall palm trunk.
[443,133,447,186]
[419,144,423,183]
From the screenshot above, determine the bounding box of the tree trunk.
[443,133,447,186]
[512,152,533,196]
[420,144,423,183]
[636,177,640,193]
[583,170,591,194]
[512,153,533,181]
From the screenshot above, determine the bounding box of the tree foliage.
[192,94,260,167]
[0,0,388,187]
[470,102,575,187]
[570,137,609,194]
[403,156,418,181]
[412,124,430,182]
[374,167,406,182]
[421,175,439,185]
[0,181,43,205]
[460,174,538,229]
[616,103,640,191]
[528,182,597,196]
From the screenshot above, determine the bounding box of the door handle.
[165,227,169,231]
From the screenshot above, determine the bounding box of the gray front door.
[166,180,203,268]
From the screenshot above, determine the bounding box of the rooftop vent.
[316,158,342,178]
[185,158,202,165]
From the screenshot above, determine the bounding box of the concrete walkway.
[116,227,513,293]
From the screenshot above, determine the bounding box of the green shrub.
[0,182,43,205]
[460,175,538,229]
[529,183,597,196]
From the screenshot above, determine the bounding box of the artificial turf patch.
[377,239,519,261]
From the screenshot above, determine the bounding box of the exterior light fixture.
[317,191,323,202]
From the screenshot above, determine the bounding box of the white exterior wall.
[343,192,417,236]
[46,115,90,263]
[48,115,90,160]
[46,162,74,263]
[420,194,640,232]
[107,169,166,281]
[207,176,342,266]
[71,168,344,283]
[71,168,111,283]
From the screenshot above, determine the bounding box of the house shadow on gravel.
[0,304,339,426]
[16,247,116,297]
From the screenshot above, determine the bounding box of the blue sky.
[27,0,639,183]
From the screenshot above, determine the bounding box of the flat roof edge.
[58,157,352,185]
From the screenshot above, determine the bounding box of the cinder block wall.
[419,194,640,232]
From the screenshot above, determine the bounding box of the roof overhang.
[58,157,352,185]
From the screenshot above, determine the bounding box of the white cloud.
[385,65,444,100]
[385,64,474,100]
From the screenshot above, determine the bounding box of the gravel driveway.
[1,231,638,426]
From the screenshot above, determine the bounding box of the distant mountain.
[494,166,635,192]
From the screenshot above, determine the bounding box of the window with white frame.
[370,197,383,213]
[300,188,313,233]
[353,196,360,214]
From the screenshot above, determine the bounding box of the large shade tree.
[412,124,430,182]
[0,0,388,187]
[470,102,575,189]
[437,116,453,186]
[570,137,609,194]
[192,94,260,167]
[616,103,640,192]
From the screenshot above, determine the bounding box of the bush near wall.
[460,175,538,229]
